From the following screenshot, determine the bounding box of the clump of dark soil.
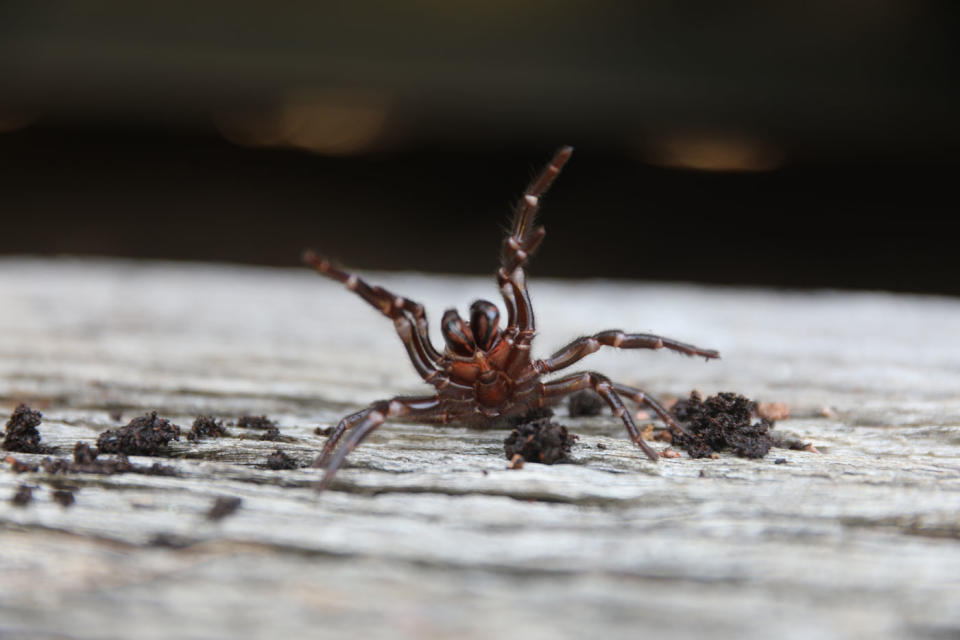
[504,416,578,464]
[670,391,772,458]
[11,484,33,507]
[207,496,242,521]
[568,390,604,417]
[236,415,276,430]
[2,404,51,454]
[314,426,334,437]
[265,449,298,470]
[187,416,228,441]
[52,489,75,507]
[97,411,180,456]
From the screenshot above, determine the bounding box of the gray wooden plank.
[0,257,958,640]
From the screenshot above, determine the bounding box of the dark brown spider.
[305,147,719,490]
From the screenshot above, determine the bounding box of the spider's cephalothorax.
[305,147,719,490]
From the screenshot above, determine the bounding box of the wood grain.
[1,258,958,640]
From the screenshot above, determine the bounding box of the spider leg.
[542,372,660,461]
[500,145,573,275]
[313,395,449,491]
[535,330,719,374]
[611,382,692,437]
[496,147,574,349]
[304,251,442,373]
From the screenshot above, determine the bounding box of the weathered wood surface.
[1,257,958,640]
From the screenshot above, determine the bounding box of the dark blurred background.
[1,2,957,294]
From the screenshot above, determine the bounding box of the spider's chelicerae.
[305,146,719,489]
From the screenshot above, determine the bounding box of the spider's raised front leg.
[313,395,451,491]
[535,330,719,374]
[542,371,661,461]
[497,146,573,340]
[304,251,442,378]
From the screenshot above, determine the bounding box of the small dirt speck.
[265,450,298,470]
[757,402,791,421]
[207,496,242,521]
[52,489,75,508]
[258,426,283,441]
[237,415,276,430]
[11,485,33,507]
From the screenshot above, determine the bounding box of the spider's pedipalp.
[495,147,572,349]
[505,145,573,249]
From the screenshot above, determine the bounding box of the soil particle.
[187,416,228,441]
[207,496,242,521]
[235,415,288,441]
[5,456,39,473]
[507,453,525,470]
[39,457,71,474]
[639,423,655,441]
[236,415,276,430]
[52,489,75,508]
[671,391,773,459]
[568,390,604,417]
[660,448,682,458]
[6,441,177,476]
[314,426,334,437]
[770,432,816,452]
[654,429,673,443]
[2,404,51,454]
[504,417,578,464]
[265,449,298,470]
[258,426,283,441]
[73,442,98,464]
[149,533,193,548]
[11,484,33,507]
[97,411,181,456]
[757,402,791,421]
